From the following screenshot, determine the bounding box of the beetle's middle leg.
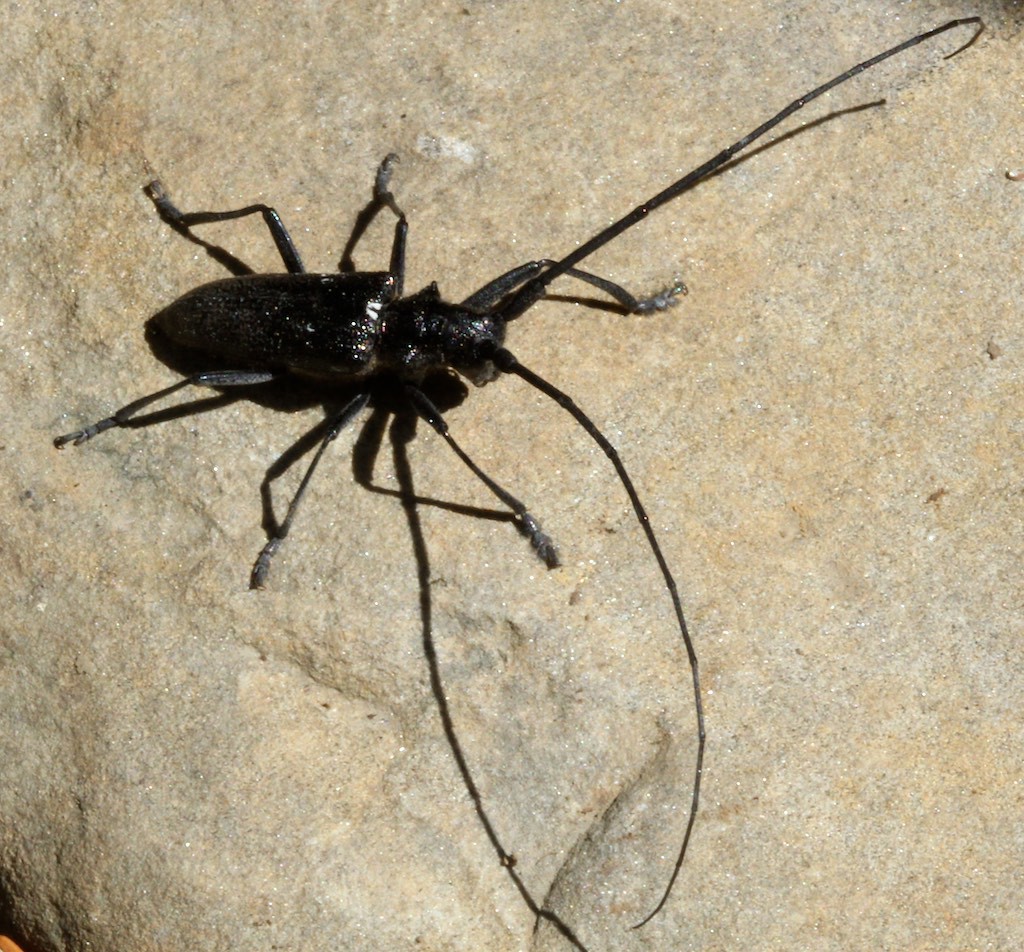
[144,180,305,275]
[404,384,559,568]
[250,392,370,588]
[338,154,408,295]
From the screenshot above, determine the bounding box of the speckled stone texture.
[3,3,1023,951]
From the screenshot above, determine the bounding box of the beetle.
[54,18,981,932]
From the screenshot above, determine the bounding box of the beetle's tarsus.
[521,513,560,569]
[251,540,281,589]
[633,281,687,313]
[55,418,114,447]
[54,431,84,449]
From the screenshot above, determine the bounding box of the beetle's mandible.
[54,18,982,932]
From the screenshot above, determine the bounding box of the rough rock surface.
[3,3,1023,951]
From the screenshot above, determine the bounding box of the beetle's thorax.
[380,286,506,386]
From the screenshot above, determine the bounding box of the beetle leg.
[462,258,685,314]
[250,392,371,588]
[375,154,408,292]
[54,370,279,448]
[144,180,305,275]
[404,384,559,568]
[460,261,541,309]
[338,154,408,296]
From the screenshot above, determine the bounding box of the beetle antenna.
[493,18,982,923]
[493,347,704,926]
[497,17,982,323]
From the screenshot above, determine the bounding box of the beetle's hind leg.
[144,180,306,275]
[53,370,279,447]
[404,384,559,568]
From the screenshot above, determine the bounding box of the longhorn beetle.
[55,18,981,931]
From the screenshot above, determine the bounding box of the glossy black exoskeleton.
[54,19,981,930]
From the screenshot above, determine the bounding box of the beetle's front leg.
[462,258,685,314]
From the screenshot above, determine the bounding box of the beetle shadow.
[135,321,588,943]
[143,320,592,942]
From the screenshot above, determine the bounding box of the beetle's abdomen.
[154,272,396,379]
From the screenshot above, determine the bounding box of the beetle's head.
[442,305,506,386]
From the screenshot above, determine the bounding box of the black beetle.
[55,18,981,931]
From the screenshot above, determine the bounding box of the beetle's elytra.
[54,18,981,937]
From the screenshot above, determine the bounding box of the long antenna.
[494,348,703,927]
[495,16,982,927]
[498,17,982,323]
